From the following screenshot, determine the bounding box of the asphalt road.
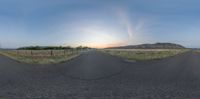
[0,51,200,99]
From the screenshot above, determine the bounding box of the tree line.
[17,46,91,50]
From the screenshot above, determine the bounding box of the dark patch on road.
[59,51,126,80]
[1,51,200,98]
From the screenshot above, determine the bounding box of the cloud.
[55,7,154,48]
[115,8,152,45]
[62,23,125,48]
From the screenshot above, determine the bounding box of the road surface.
[0,51,200,99]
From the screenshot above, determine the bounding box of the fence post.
[51,50,53,56]
[17,50,19,55]
[31,50,33,56]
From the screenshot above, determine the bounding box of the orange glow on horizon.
[83,40,127,48]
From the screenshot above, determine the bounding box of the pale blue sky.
[0,0,200,48]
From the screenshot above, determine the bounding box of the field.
[101,49,189,61]
[195,50,200,53]
[0,50,81,64]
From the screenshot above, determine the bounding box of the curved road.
[0,51,200,98]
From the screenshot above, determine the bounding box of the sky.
[0,0,200,48]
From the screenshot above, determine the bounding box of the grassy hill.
[107,43,185,49]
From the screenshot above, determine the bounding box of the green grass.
[101,49,189,61]
[0,50,80,64]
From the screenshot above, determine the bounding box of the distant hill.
[106,43,185,49]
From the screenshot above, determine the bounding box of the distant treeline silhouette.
[18,46,91,50]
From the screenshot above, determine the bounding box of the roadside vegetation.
[194,50,200,53]
[0,46,91,64]
[101,49,189,61]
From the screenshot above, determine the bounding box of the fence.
[5,50,80,57]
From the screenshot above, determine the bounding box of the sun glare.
[78,26,124,48]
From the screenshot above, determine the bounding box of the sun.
[77,26,124,48]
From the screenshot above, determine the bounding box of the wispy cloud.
[115,8,152,46]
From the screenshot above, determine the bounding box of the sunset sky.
[0,0,200,48]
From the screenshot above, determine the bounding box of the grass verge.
[101,49,189,61]
[0,51,79,64]
[194,50,200,53]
